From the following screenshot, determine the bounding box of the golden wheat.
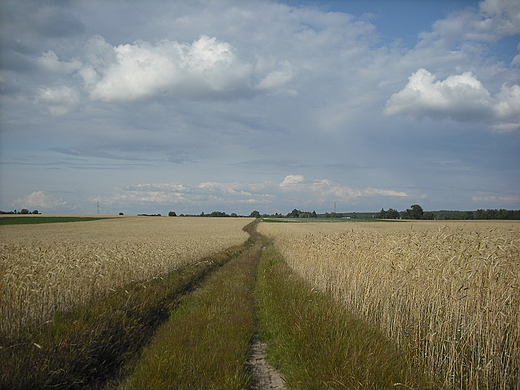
[258,220,520,390]
[0,217,252,338]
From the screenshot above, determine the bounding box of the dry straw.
[259,220,520,390]
[0,217,251,338]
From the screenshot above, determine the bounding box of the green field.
[0,216,111,225]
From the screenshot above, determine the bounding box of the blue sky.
[1,0,519,215]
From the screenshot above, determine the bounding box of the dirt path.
[248,335,286,390]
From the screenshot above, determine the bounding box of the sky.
[1,0,519,216]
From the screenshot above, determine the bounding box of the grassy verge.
[255,244,435,389]
[0,216,111,225]
[116,244,261,390]
[0,244,244,390]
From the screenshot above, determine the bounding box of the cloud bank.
[84,175,410,215]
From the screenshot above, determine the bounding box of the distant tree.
[230,213,238,217]
[387,208,400,219]
[249,210,261,218]
[168,211,177,216]
[20,209,29,214]
[287,209,301,218]
[311,211,317,218]
[119,212,124,215]
[32,210,39,214]
[407,204,424,220]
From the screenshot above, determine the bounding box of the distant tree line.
[5,206,518,220]
[377,205,520,220]
[447,209,520,220]
[378,204,432,220]
[168,211,239,217]
[285,209,318,218]
[159,207,520,220]
[0,209,40,214]
[253,209,354,219]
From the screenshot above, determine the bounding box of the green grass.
[0,216,111,225]
[117,243,261,390]
[255,244,435,389]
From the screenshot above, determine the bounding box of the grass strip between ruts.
[117,244,262,390]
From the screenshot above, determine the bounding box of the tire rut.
[248,335,286,390]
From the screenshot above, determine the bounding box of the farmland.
[258,220,520,389]
[0,216,251,338]
[2,216,518,389]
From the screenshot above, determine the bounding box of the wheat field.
[0,217,252,338]
[258,220,520,390]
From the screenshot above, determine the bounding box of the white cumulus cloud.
[384,68,494,122]
[385,68,520,131]
[13,191,66,210]
[36,85,81,116]
[280,174,306,187]
[79,35,258,102]
[493,84,520,131]
[37,50,82,73]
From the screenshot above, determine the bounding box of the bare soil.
[248,335,286,390]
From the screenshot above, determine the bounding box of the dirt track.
[248,335,285,390]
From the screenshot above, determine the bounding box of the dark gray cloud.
[1,1,85,39]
